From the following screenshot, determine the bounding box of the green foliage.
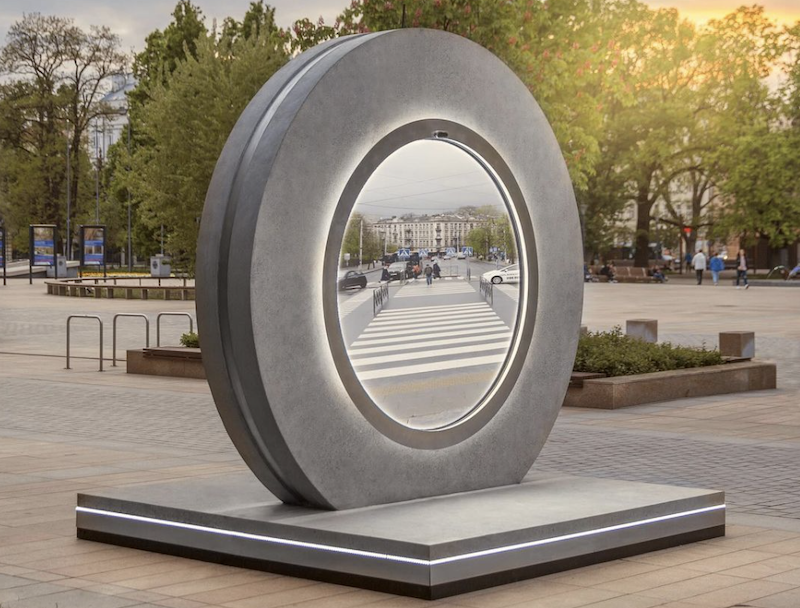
[341,214,382,265]
[180,332,200,348]
[0,13,125,254]
[127,20,288,270]
[574,327,723,377]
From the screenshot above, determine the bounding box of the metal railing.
[156,312,194,347]
[66,315,104,371]
[373,283,389,316]
[112,313,150,366]
[479,277,494,306]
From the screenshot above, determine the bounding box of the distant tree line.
[0,1,798,269]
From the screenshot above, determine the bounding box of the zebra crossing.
[347,302,512,381]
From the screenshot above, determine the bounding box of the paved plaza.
[0,279,799,607]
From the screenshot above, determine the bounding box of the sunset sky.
[0,0,797,56]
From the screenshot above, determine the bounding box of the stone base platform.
[76,473,725,600]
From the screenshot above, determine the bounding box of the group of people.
[690,249,750,288]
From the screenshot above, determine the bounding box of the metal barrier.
[112,313,150,366]
[479,277,494,306]
[466,267,471,282]
[66,315,104,371]
[156,312,194,347]
[373,283,389,316]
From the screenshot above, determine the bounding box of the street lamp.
[117,107,133,271]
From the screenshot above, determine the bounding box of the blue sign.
[397,248,410,259]
[419,249,429,258]
[462,247,473,256]
[446,247,456,256]
[81,226,106,266]
[31,225,56,267]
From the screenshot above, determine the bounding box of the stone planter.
[565,360,776,410]
[126,347,205,379]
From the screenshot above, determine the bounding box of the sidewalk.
[0,281,798,607]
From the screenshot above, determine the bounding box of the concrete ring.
[197,29,582,510]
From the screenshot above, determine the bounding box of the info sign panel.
[80,225,106,267]
[31,225,57,266]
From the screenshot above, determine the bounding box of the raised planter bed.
[126,347,205,379]
[565,360,776,409]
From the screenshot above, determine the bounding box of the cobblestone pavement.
[0,281,799,607]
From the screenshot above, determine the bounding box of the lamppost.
[118,107,133,271]
[66,137,71,260]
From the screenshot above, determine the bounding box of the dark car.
[387,262,413,281]
[338,270,367,291]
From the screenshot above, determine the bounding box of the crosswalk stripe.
[376,303,487,316]
[347,331,513,356]
[362,320,505,338]
[356,354,507,380]
[351,341,510,367]
[350,325,510,347]
[367,311,498,328]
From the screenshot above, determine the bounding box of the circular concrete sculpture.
[197,29,583,510]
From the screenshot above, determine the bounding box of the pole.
[95,125,100,223]
[66,138,71,261]
[359,219,363,270]
[127,118,132,271]
[161,225,164,255]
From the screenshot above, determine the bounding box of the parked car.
[457,252,466,259]
[338,270,367,290]
[387,261,414,281]
[482,264,520,284]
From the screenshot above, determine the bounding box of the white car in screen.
[482,264,520,284]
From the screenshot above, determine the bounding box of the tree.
[127,20,288,269]
[0,13,125,255]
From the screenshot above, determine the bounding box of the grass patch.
[575,327,723,377]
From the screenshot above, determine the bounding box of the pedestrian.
[691,250,707,285]
[433,261,441,279]
[424,264,433,286]
[600,261,617,283]
[736,249,750,289]
[380,265,390,283]
[651,266,666,283]
[709,252,724,286]
[684,251,692,273]
[412,263,421,279]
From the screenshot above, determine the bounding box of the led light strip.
[76,503,724,567]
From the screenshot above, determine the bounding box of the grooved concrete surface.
[0,280,799,607]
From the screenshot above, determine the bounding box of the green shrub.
[574,327,722,377]
[180,332,200,348]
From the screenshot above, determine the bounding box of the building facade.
[372,214,488,252]
[89,73,137,163]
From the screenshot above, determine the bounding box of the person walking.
[736,249,750,289]
[380,265,390,283]
[691,250,707,285]
[424,264,433,286]
[433,261,441,279]
[709,252,725,286]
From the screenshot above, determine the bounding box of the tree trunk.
[634,196,652,268]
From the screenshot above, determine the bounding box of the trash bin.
[151,255,172,278]
[46,255,77,278]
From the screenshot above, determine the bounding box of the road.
[337,258,520,429]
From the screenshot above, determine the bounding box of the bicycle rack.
[112,313,150,366]
[156,312,194,347]
[66,315,104,371]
